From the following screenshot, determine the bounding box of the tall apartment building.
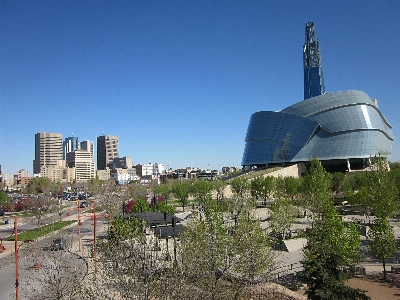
[97,135,119,170]
[62,136,80,160]
[33,132,63,175]
[66,150,95,182]
[81,140,94,157]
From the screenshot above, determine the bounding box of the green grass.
[7,220,75,241]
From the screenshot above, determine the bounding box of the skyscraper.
[63,136,80,160]
[81,140,94,157]
[97,135,119,170]
[33,132,63,174]
[66,150,95,182]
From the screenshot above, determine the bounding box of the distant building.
[153,163,164,175]
[135,163,153,177]
[222,167,239,174]
[135,163,164,177]
[63,136,80,160]
[80,140,94,157]
[33,132,63,175]
[97,135,119,170]
[96,168,111,181]
[40,160,73,182]
[66,150,95,182]
[113,156,132,169]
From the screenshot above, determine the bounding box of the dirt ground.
[295,274,400,300]
[347,274,400,300]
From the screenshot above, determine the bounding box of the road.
[0,208,107,300]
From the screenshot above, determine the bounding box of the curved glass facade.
[242,90,394,167]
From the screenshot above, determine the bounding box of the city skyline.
[1,1,399,175]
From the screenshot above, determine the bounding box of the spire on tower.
[303,22,325,100]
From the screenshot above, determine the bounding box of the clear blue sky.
[1,0,399,175]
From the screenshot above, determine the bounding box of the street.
[0,207,106,300]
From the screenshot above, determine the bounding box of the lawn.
[7,220,76,241]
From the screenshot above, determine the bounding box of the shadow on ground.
[273,273,304,291]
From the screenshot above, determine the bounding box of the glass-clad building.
[242,90,394,171]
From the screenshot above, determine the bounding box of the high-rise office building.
[63,136,80,160]
[33,132,63,175]
[97,135,119,170]
[66,150,95,182]
[81,140,94,157]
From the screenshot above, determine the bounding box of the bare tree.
[24,196,55,226]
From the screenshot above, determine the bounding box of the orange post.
[14,217,18,300]
[78,199,81,252]
[93,200,97,272]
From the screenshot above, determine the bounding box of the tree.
[0,190,9,210]
[367,217,397,279]
[177,197,275,299]
[153,183,171,204]
[363,156,399,218]
[191,179,213,207]
[87,177,104,196]
[21,237,84,300]
[128,182,148,202]
[172,180,191,211]
[230,177,250,198]
[331,172,345,193]
[269,199,298,240]
[300,158,333,215]
[25,177,52,194]
[300,204,369,300]
[212,179,226,202]
[24,196,55,226]
[250,176,274,202]
[284,176,300,200]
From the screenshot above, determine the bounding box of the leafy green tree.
[284,176,300,200]
[153,183,171,204]
[108,215,144,244]
[363,156,399,218]
[269,199,298,239]
[0,190,9,209]
[300,158,333,214]
[230,210,276,296]
[212,179,226,202]
[191,179,213,207]
[128,182,148,202]
[331,172,345,193]
[172,180,191,211]
[230,177,250,198]
[25,177,52,194]
[250,175,274,201]
[300,204,368,300]
[178,197,275,299]
[367,217,397,279]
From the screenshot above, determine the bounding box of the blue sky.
[1,0,399,175]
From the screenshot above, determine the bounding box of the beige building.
[66,150,95,182]
[40,160,73,182]
[96,168,111,181]
[33,132,63,175]
[97,135,119,170]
